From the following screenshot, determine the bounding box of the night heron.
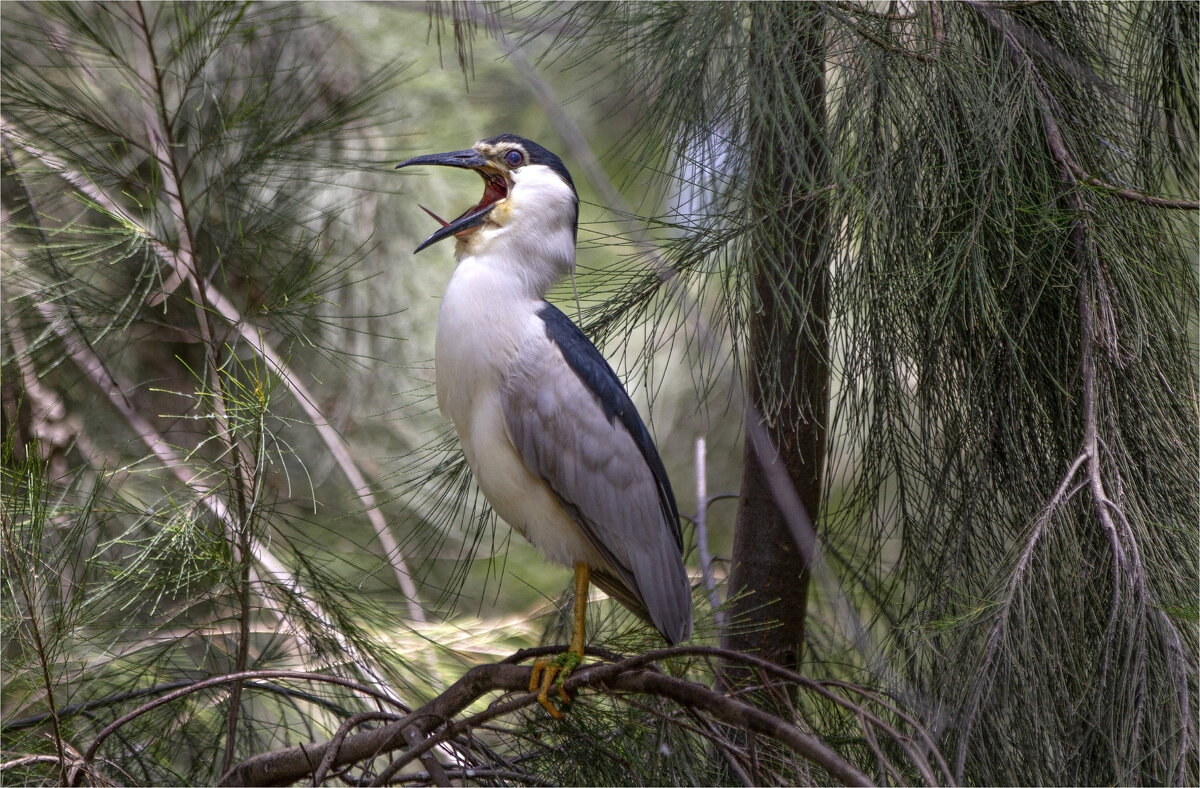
[396,134,692,716]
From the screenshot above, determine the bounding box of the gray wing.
[500,305,692,644]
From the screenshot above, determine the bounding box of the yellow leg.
[530,562,589,718]
[568,561,589,656]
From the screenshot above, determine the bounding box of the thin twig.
[1073,167,1198,210]
[402,724,452,787]
[311,711,401,786]
[75,669,410,781]
[954,452,1087,777]
[1,755,76,774]
[0,124,427,625]
[693,436,725,623]
[833,1,923,22]
[827,5,939,63]
[0,511,71,785]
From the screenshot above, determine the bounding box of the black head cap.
[483,133,576,194]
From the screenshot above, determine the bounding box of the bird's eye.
[504,149,524,167]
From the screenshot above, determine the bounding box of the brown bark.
[218,653,875,787]
[723,2,830,684]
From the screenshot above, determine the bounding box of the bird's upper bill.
[396,142,514,253]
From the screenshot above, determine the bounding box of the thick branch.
[223,657,875,787]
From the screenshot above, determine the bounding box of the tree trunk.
[723,2,829,686]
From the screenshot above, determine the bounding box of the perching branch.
[222,648,892,787]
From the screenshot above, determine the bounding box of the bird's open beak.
[396,149,509,253]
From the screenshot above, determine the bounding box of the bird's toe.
[529,652,582,719]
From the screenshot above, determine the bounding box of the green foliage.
[2,439,98,785]
[2,1,1196,786]
[518,1,1199,785]
[1,3,434,783]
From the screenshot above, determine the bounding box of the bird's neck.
[453,220,575,300]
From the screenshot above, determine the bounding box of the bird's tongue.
[419,205,450,227]
[419,175,507,235]
[410,170,508,253]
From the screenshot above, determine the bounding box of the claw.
[529,564,591,719]
[530,651,581,718]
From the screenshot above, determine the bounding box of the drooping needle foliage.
[2,1,1196,786]
[2,3,434,784]
[521,2,1198,784]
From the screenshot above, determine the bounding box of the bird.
[396,134,692,716]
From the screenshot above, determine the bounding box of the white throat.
[454,164,577,299]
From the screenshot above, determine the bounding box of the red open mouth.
[420,171,508,235]
[396,147,513,253]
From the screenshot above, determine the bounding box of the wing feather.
[500,303,692,643]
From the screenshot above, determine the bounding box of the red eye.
[504,149,524,167]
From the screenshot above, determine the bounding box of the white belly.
[435,264,604,568]
[457,390,606,568]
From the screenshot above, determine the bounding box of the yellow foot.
[529,651,583,719]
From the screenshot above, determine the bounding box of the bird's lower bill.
[411,168,509,252]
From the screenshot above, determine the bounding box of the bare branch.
[694,436,725,622]
[1,755,75,773]
[1073,167,1199,210]
[225,646,957,786]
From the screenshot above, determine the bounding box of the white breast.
[434,260,525,427]
[434,258,605,568]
